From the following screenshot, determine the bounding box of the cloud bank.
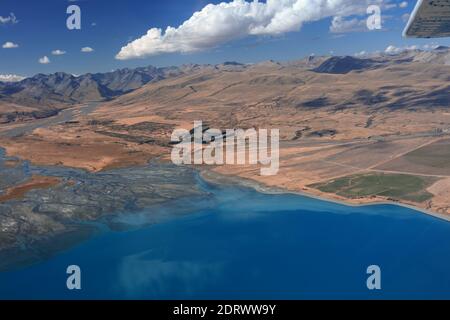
[116,0,390,60]
[0,74,25,82]
[385,44,417,54]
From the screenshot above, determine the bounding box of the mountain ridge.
[0,65,188,108]
[3,47,450,123]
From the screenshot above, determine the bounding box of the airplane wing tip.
[403,0,450,38]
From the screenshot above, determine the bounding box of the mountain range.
[3,46,450,124]
[0,66,185,107]
[3,46,450,217]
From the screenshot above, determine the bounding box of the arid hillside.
[95,52,450,140]
[2,50,450,216]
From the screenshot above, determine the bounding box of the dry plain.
[2,53,450,219]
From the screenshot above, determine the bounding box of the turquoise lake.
[1,174,450,300]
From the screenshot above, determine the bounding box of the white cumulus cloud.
[81,47,94,53]
[423,43,440,50]
[399,1,408,9]
[2,41,18,49]
[52,49,66,55]
[330,16,367,33]
[39,56,51,64]
[354,50,368,57]
[116,0,393,60]
[0,13,18,25]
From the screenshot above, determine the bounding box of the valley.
[3,49,450,261]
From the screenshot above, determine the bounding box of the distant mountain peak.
[313,56,378,74]
[434,45,449,51]
[0,65,186,108]
[222,61,244,66]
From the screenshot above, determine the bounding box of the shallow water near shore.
[1,169,450,299]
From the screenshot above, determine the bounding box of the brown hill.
[3,51,450,215]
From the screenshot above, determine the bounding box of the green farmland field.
[310,173,437,203]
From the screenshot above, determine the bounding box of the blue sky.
[0,0,448,77]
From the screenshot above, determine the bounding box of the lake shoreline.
[1,161,449,273]
[0,223,99,272]
[3,167,450,299]
[200,169,450,223]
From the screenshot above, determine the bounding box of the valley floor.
[209,134,450,217]
[2,99,450,268]
[1,101,450,218]
[4,56,450,257]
